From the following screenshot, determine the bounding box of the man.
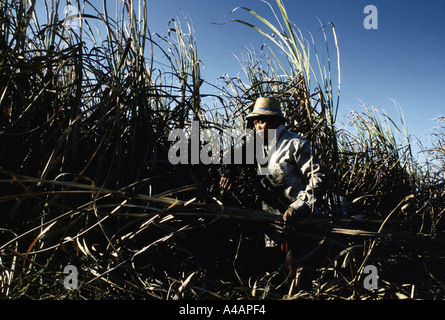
[220,97,328,290]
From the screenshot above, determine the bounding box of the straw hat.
[245,97,285,120]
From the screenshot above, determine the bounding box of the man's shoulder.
[281,127,306,142]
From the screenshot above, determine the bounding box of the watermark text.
[168,121,277,175]
[63,265,78,290]
[363,5,378,30]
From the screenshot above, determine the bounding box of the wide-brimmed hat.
[245,97,285,120]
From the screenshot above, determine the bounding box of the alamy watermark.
[63,265,78,290]
[63,4,82,30]
[168,121,277,175]
[363,5,378,30]
[363,264,378,290]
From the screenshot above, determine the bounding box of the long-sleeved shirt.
[218,124,328,246]
[257,124,328,217]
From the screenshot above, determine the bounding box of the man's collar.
[275,124,286,140]
[265,124,286,149]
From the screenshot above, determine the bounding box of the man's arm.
[284,139,328,222]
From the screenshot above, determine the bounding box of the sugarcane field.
[1,0,444,302]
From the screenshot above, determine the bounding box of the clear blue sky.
[143,0,445,154]
[51,0,445,156]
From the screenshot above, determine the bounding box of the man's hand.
[283,204,311,224]
[219,177,232,194]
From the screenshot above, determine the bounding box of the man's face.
[253,117,280,141]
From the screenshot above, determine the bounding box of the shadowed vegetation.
[0,0,444,299]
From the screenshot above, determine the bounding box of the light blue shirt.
[259,124,327,216]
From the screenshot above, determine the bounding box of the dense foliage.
[0,0,443,299]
